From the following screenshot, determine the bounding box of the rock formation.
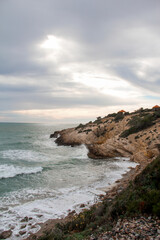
[50,108,160,164]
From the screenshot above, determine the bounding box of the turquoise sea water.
[0,123,137,239]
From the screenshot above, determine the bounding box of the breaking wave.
[0,164,43,179]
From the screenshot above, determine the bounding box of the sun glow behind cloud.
[38,36,143,100]
[40,35,62,50]
[1,0,160,123]
[38,35,78,64]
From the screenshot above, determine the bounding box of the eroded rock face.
[50,131,60,138]
[50,110,160,163]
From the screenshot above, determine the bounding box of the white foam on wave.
[95,157,138,188]
[0,164,43,179]
[0,186,100,240]
[0,154,138,240]
[72,144,89,159]
[57,144,89,161]
[33,135,58,149]
[1,149,48,162]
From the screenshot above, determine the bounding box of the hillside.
[51,107,160,164]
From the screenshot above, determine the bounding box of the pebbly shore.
[92,216,160,240]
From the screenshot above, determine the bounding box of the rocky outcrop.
[50,131,60,138]
[50,109,160,163]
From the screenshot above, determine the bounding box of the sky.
[0,0,160,123]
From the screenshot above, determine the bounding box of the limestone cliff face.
[50,109,160,164]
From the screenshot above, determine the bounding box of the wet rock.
[68,210,76,216]
[50,131,60,138]
[20,224,26,229]
[19,230,26,235]
[80,204,85,208]
[0,230,12,239]
[31,225,37,229]
[21,216,29,222]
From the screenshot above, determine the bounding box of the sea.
[0,123,138,239]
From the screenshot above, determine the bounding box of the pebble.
[20,224,26,229]
[19,230,26,235]
[94,216,160,240]
[20,216,29,222]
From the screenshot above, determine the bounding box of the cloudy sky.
[0,0,160,123]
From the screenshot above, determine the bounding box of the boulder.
[0,230,12,239]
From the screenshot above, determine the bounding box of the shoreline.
[25,156,150,240]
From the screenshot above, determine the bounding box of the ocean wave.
[0,186,99,240]
[1,149,48,162]
[72,144,89,159]
[0,164,43,179]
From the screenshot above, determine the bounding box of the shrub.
[120,114,155,138]
[114,112,124,122]
[107,113,117,117]
[75,124,85,130]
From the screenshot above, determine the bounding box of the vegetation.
[110,155,160,218]
[75,124,85,130]
[120,110,160,138]
[114,112,124,122]
[38,155,160,240]
[107,113,117,117]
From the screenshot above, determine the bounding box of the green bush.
[120,114,155,137]
[114,112,124,122]
[107,113,117,117]
[75,124,85,130]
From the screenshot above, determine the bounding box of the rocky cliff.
[50,108,160,164]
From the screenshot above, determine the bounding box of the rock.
[97,216,160,240]
[68,210,76,216]
[20,216,29,222]
[19,230,26,235]
[50,131,60,138]
[31,225,36,229]
[80,204,85,208]
[0,230,12,239]
[20,224,26,229]
[50,109,160,165]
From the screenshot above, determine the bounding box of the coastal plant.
[107,113,117,117]
[114,112,124,122]
[75,123,85,130]
[120,113,156,138]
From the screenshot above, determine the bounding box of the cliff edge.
[50,107,160,164]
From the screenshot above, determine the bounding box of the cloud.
[0,0,160,122]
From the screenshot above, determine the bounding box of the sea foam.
[0,164,43,179]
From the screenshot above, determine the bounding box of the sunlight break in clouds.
[40,35,62,50]
[0,0,160,122]
[38,35,143,100]
[39,35,78,64]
